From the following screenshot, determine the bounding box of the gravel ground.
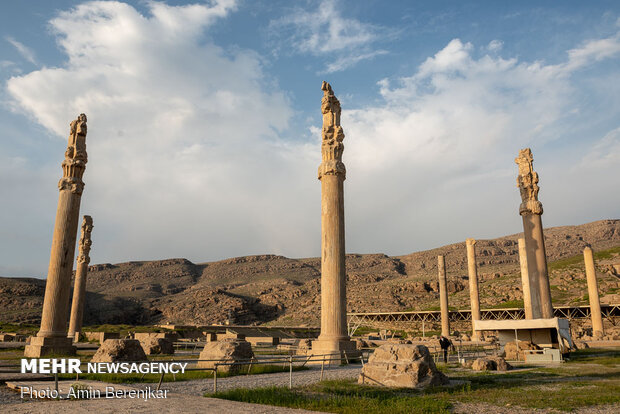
[452,402,620,413]
[131,364,362,395]
[1,384,27,404]
[0,392,322,413]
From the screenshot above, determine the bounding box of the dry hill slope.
[0,219,618,327]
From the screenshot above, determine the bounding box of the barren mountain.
[1,219,619,327]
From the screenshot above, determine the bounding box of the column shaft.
[465,239,481,340]
[518,238,534,319]
[39,191,83,337]
[584,247,604,337]
[438,255,450,337]
[319,174,347,341]
[522,213,553,318]
[68,261,88,339]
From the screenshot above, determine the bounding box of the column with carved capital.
[25,114,88,357]
[515,148,552,319]
[311,82,356,361]
[68,215,93,341]
[465,239,482,340]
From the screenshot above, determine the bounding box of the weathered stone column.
[515,148,553,319]
[312,82,355,359]
[25,114,88,357]
[583,247,604,338]
[438,255,450,337]
[68,215,93,341]
[518,237,534,319]
[465,239,482,340]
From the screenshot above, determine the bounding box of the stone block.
[197,339,254,373]
[471,357,511,371]
[91,339,147,362]
[358,344,448,388]
[139,337,174,355]
[24,336,76,357]
[504,341,539,360]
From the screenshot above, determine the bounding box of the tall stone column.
[515,148,553,319]
[583,247,604,338]
[68,215,93,341]
[25,114,88,357]
[312,82,355,359]
[438,255,450,337]
[465,239,482,340]
[518,237,534,319]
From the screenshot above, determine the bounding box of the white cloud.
[269,0,389,72]
[563,32,620,71]
[5,37,37,64]
[4,2,620,275]
[339,34,620,253]
[487,40,503,53]
[324,49,387,73]
[5,0,322,268]
[580,127,620,168]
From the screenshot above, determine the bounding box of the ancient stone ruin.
[91,339,148,363]
[437,255,450,337]
[465,238,482,341]
[471,356,512,372]
[310,82,357,361]
[198,339,254,373]
[359,344,448,388]
[25,114,89,358]
[516,148,553,319]
[68,215,93,341]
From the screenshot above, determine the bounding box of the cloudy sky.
[1,0,619,278]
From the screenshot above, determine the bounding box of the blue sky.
[1,0,619,278]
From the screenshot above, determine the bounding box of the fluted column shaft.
[318,174,347,341]
[438,255,450,337]
[39,192,84,337]
[584,247,604,337]
[518,238,534,319]
[466,239,482,340]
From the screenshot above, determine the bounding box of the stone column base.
[309,339,360,365]
[24,336,77,357]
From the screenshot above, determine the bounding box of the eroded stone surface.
[91,339,147,362]
[140,336,174,355]
[358,344,448,388]
[471,357,511,371]
[503,341,539,361]
[197,339,254,373]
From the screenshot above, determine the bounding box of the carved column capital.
[515,148,543,215]
[318,82,346,180]
[60,114,88,192]
[466,238,476,247]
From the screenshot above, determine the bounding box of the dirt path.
[131,364,361,395]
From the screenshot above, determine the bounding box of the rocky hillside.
[1,219,619,327]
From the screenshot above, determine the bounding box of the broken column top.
[77,215,93,264]
[515,148,543,216]
[60,113,88,194]
[319,82,345,180]
[466,238,476,246]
